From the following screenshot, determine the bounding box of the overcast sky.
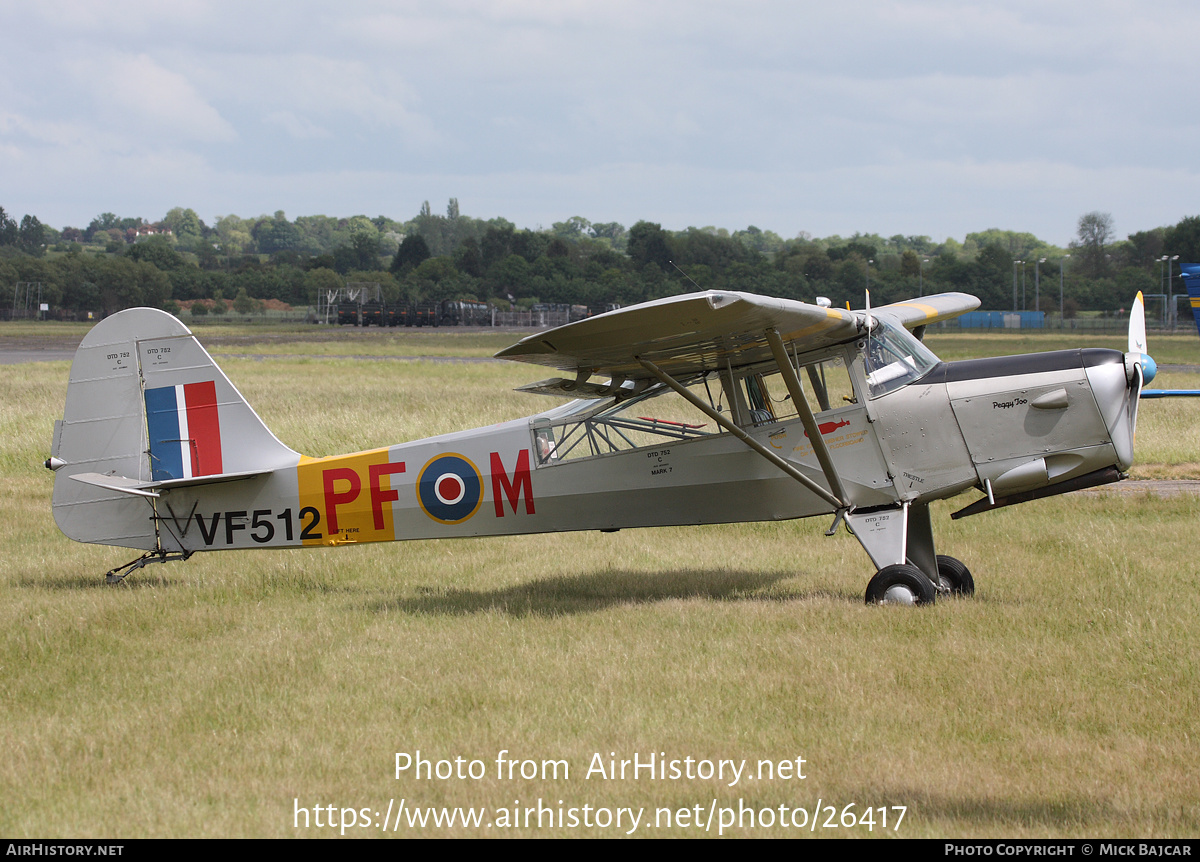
[2,0,1197,247]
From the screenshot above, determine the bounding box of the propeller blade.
[1129,291,1147,356]
[1125,291,1157,386]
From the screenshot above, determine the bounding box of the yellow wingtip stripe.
[888,301,940,321]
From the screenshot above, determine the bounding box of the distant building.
[129,224,173,242]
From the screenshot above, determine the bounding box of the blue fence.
[957,311,1045,329]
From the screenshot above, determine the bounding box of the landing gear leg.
[848,502,977,604]
[847,501,943,604]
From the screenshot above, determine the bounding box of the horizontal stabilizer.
[70,467,275,498]
[151,468,274,489]
[70,472,161,498]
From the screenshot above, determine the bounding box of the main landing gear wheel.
[864,564,938,606]
[935,555,975,597]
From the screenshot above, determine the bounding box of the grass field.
[2,322,1199,838]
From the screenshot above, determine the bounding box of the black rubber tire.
[865,564,938,605]
[935,555,975,597]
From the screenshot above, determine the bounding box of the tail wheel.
[935,555,975,597]
[865,564,937,606]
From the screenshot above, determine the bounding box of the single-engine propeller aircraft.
[46,288,1156,604]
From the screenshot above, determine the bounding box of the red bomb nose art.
[417,454,484,524]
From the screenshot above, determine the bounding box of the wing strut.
[764,328,850,509]
[636,356,845,511]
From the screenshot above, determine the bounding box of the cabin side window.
[528,350,865,465]
[795,354,857,416]
[529,376,716,465]
[719,354,856,428]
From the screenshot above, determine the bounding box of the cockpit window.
[858,319,939,398]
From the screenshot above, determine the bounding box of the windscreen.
[859,319,939,398]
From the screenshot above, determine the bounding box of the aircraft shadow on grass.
[15,565,796,610]
[382,568,805,617]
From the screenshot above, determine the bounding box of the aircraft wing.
[873,293,981,328]
[495,291,862,380]
[496,290,981,381]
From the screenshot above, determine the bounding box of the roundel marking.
[417,454,483,524]
[435,473,465,506]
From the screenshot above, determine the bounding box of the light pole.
[1059,254,1070,329]
[866,259,874,295]
[919,258,928,297]
[1168,254,1180,330]
[1159,256,1170,326]
[1035,257,1046,317]
[1013,260,1023,312]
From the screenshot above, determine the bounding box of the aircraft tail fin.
[48,308,299,550]
[1181,264,1200,337]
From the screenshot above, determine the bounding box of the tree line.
[2,201,1199,320]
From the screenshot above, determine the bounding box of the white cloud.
[264,111,332,141]
[67,52,237,144]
